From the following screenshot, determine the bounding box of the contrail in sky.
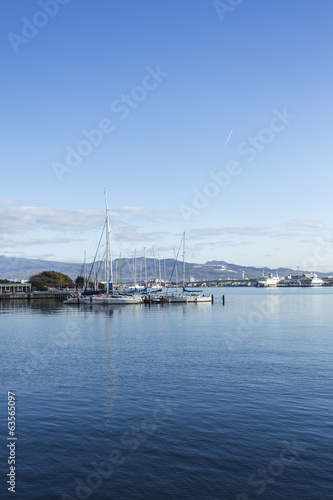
[223,129,233,148]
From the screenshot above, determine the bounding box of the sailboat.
[64,252,89,304]
[165,233,212,303]
[74,193,142,305]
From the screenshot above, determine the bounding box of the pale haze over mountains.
[0,255,329,282]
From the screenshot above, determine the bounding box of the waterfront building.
[0,281,32,294]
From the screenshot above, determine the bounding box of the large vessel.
[298,273,324,287]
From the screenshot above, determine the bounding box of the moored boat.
[257,272,281,287]
[80,294,142,305]
[64,294,83,304]
[159,233,212,304]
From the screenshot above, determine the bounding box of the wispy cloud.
[286,218,327,231]
[274,219,329,241]
[111,230,172,244]
[0,235,86,250]
[0,200,171,236]
[119,206,145,213]
[194,239,249,248]
[0,199,178,261]
[188,226,275,239]
[0,205,104,234]
[0,198,18,207]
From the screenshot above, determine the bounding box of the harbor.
[2,273,333,302]
[2,2,332,498]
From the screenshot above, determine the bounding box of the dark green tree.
[29,271,74,291]
[74,275,84,286]
[74,275,94,288]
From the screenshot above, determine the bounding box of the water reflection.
[0,298,64,314]
[103,313,117,428]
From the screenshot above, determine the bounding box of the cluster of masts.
[64,194,212,305]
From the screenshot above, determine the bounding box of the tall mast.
[139,253,143,288]
[174,248,178,295]
[114,260,118,288]
[104,191,112,297]
[104,244,107,294]
[164,257,166,287]
[134,249,137,288]
[119,253,122,291]
[144,247,147,287]
[182,231,186,289]
[83,250,87,291]
[153,246,157,282]
[158,247,161,285]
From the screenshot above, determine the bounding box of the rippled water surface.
[0,287,332,499]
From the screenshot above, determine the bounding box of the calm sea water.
[0,287,332,500]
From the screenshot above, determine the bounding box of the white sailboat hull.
[81,295,142,305]
[164,294,212,303]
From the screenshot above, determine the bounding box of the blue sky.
[1,0,333,271]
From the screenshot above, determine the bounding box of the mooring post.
[222,295,225,305]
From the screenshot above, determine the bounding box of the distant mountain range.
[0,256,83,281]
[0,255,331,282]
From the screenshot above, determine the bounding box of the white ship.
[257,271,281,287]
[298,273,324,287]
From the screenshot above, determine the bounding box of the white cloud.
[112,230,171,243]
[188,227,274,239]
[0,200,169,237]
[0,204,104,235]
[119,206,145,212]
[0,198,18,207]
[0,199,178,261]
[286,218,327,230]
